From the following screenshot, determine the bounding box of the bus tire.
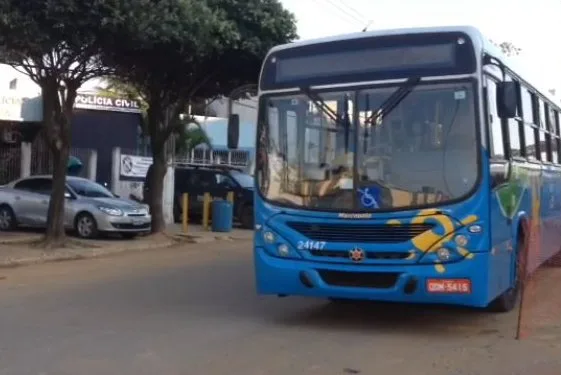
[488,233,525,313]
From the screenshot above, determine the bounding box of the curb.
[174,233,253,244]
[0,236,43,246]
[0,232,251,269]
[0,240,181,269]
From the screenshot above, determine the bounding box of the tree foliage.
[102,0,297,232]
[493,40,522,57]
[200,0,298,96]
[176,125,211,155]
[0,0,124,246]
[101,78,212,156]
[100,79,149,135]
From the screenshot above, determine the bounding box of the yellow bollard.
[202,192,211,230]
[227,191,234,204]
[182,193,189,233]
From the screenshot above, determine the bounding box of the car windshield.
[67,179,115,198]
[230,171,254,188]
[257,81,478,211]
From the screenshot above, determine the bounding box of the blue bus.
[230,26,561,312]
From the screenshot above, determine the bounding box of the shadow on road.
[6,244,560,342]
[271,299,516,339]
[85,255,519,340]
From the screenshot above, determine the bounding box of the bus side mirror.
[227,114,239,149]
[496,82,517,119]
[490,159,512,189]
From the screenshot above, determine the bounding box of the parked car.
[143,165,254,228]
[0,175,151,239]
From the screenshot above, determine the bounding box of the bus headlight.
[468,225,482,234]
[454,234,469,247]
[419,247,461,264]
[263,231,275,244]
[436,248,452,262]
[258,227,302,259]
[278,244,290,257]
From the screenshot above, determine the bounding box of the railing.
[175,149,251,168]
[0,146,21,185]
[30,136,95,178]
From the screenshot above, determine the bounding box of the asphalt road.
[0,241,560,375]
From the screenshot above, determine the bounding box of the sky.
[2,0,559,96]
[279,0,561,95]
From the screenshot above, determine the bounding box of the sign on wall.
[120,154,152,178]
[0,95,42,122]
[74,94,142,113]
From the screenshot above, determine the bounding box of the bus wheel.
[488,236,524,313]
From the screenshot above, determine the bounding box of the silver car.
[0,175,151,239]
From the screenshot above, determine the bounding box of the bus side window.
[521,87,538,160]
[553,111,561,164]
[486,78,505,159]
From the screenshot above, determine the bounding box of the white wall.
[0,64,104,97]
[0,65,41,97]
[111,148,175,225]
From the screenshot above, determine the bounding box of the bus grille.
[318,270,400,288]
[309,250,410,260]
[286,222,434,243]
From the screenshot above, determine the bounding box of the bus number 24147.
[297,241,327,250]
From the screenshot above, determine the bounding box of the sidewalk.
[0,224,253,269]
[170,223,253,243]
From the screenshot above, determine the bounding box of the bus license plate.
[426,279,471,294]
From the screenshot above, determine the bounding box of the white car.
[0,175,151,239]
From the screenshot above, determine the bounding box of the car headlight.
[98,206,123,216]
[135,207,149,215]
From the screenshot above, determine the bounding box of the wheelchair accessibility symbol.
[357,187,381,209]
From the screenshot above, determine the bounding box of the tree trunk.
[44,143,70,247]
[148,149,167,233]
[40,81,75,248]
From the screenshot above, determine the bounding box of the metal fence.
[30,136,95,178]
[175,148,251,168]
[0,145,21,185]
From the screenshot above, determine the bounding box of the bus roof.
[268,25,558,106]
[269,25,487,54]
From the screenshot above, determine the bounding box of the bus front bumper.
[254,247,491,308]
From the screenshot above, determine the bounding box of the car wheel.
[74,212,99,239]
[240,205,254,229]
[0,205,16,231]
[121,233,138,239]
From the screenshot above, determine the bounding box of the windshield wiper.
[364,77,421,126]
[300,86,352,151]
[362,77,421,153]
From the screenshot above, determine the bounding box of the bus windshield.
[257,81,478,211]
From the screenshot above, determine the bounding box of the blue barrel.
[211,199,234,232]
